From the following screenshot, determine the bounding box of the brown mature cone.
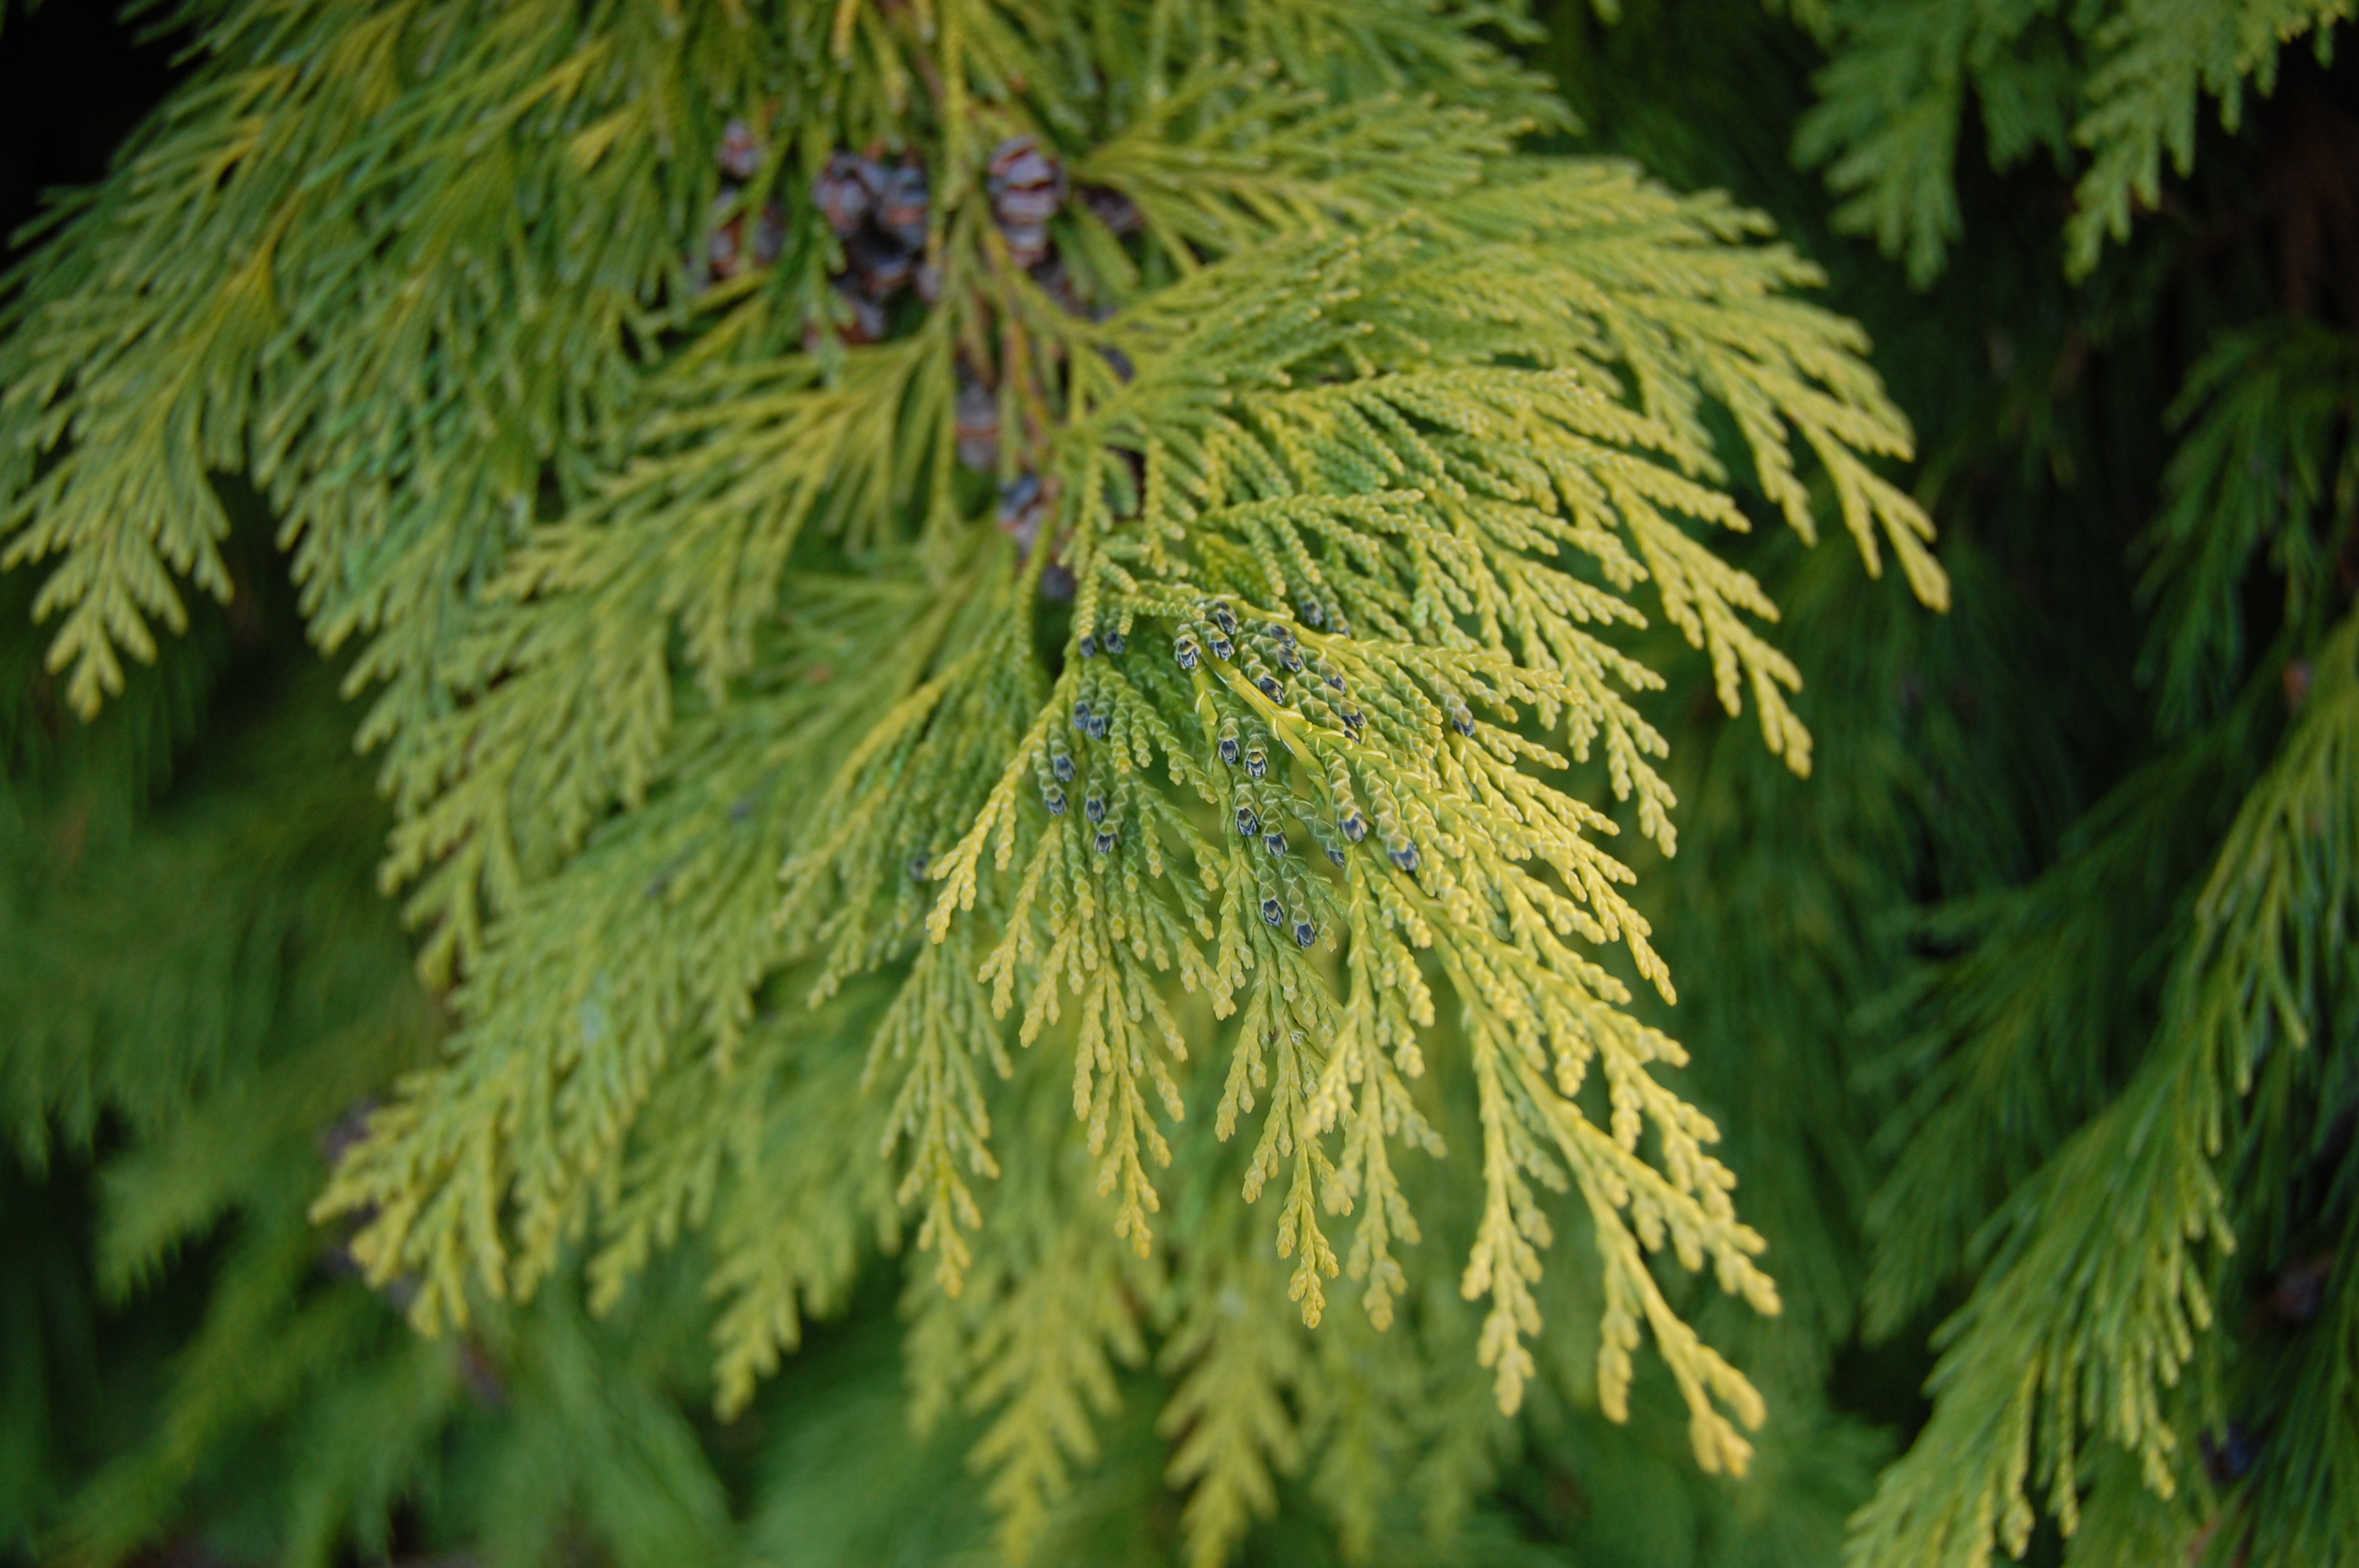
[1030,255,1093,318]
[878,163,931,249]
[955,380,1000,471]
[753,201,788,267]
[987,135,1066,266]
[815,152,881,237]
[988,136,1066,223]
[1001,220,1051,267]
[805,281,887,347]
[845,227,914,295]
[707,191,747,280]
[1082,184,1143,235]
[718,117,763,180]
[998,473,1048,556]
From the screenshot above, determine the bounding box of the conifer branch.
[3,2,1954,1548]
[1848,616,2359,1568]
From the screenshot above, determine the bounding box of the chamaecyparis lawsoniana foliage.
[1763,6,2359,1567]
[8,0,2359,1566]
[1793,0,2355,283]
[1,0,1948,1555]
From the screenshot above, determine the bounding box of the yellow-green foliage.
[2,2,1950,1563]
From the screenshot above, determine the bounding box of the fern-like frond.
[1793,0,2081,286]
[2135,317,2359,735]
[1846,615,2359,1568]
[314,144,1936,1501]
[1861,706,2262,1338]
[5,2,1955,1548]
[2069,0,2353,274]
